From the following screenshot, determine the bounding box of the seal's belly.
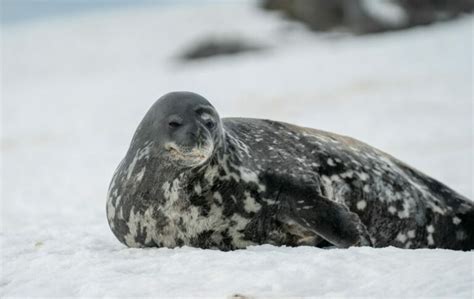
[141,201,255,249]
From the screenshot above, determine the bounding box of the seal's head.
[130,91,223,168]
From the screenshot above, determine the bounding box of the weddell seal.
[106,91,474,251]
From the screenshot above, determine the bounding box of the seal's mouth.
[165,142,214,166]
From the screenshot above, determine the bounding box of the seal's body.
[107,92,473,250]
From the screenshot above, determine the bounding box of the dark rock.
[261,0,474,34]
[180,37,264,61]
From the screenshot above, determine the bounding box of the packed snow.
[1,2,473,298]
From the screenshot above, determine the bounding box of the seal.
[106,91,474,251]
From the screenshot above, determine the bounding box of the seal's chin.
[165,142,214,167]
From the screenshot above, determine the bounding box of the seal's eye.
[205,120,215,130]
[168,120,182,128]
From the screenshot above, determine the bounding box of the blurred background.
[1,0,472,233]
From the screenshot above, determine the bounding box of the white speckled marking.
[213,192,223,204]
[397,200,412,219]
[357,172,370,181]
[327,158,336,166]
[320,175,334,200]
[106,199,116,222]
[135,166,146,182]
[388,206,397,214]
[126,143,151,180]
[426,225,435,233]
[123,207,142,247]
[243,192,261,213]
[363,184,370,193]
[262,198,276,205]
[426,225,435,245]
[427,234,434,245]
[340,171,354,179]
[194,183,202,195]
[452,216,461,225]
[396,233,407,243]
[228,214,254,247]
[239,167,266,192]
[356,200,367,210]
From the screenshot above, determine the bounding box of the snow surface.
[1,2,473,298]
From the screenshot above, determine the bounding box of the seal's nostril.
[188,126,201,140]
[189,131,198,139]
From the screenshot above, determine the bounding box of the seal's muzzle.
[165,141,214,167]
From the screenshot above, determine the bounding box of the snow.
[1,2,473,298]
[2,239,472,298]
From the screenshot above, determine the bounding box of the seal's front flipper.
[262,171,371,248]
[279,195,371,248]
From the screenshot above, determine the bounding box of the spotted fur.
[107,93,474,251]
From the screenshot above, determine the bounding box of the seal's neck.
[184,129,246,186]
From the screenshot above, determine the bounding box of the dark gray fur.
[106,91,474,251]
